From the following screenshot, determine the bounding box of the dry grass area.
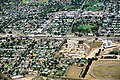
[0,72,10,80]
[90,60,120,79]
[54,53,64,58]
[65,65,83,78]
[96,60,120,64]
[85,73,97,80]
[90,42,103,48]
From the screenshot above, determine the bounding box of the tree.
[0,49,2,56]
[107,34,110,37]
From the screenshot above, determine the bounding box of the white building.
[103,39,117,48]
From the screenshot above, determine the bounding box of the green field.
[38,0,48,3]
[90,60,120,79]
[87,6,102,11]
[85,1,103,11]
[22,0,30,3]
[77,25,95,31]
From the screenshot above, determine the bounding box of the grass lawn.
[65,65,83,78]
[90,42,103,48]
[77,25,95,31]
[64,5,75,10]
[85,1,103,11]
[22,0,30,4]
[90,60,120,79]
[38,0,48,3]
[87,6,102,11]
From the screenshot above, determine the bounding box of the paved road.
[32,35,120,41]
[1,34,120,41]
[33,35,95,41]
[1,33,120,41]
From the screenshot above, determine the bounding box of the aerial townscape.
[0,0,120,80]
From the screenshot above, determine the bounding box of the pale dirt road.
[87,48,101,58]
[14,75,35,80]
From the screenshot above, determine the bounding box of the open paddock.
[90,60,120,80]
